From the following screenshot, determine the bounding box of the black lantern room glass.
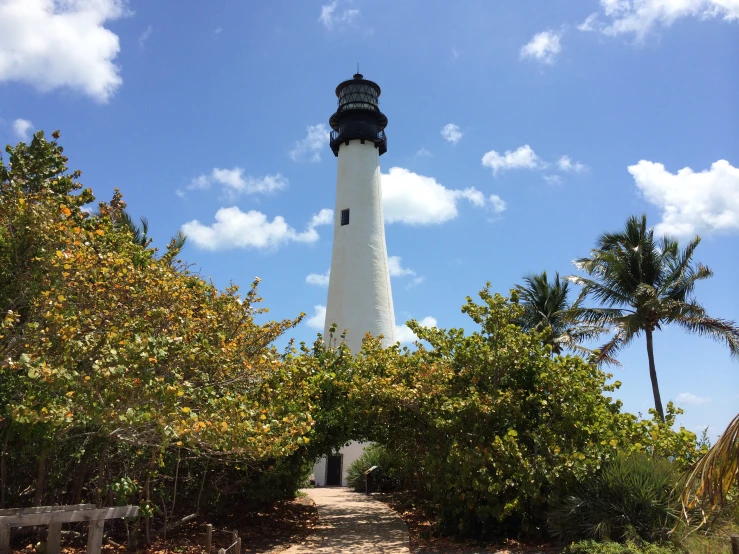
[329,73,387,157]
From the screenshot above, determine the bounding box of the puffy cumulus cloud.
[629,159,739,237]
[581,0,739,39]
[182,207,332,250]
[12,118,33,141]
[318,0,359,29]
[558,155,588,173]
[186,168,287,199]
[441,123,463,144]
[381,167,494,225]
[306,269,330,286]
[482,145,544,175]
[0,0,127,102]
[395,317,438,344]
[520,30,562,64]
[306,305,326,330]
[387,256,416,277]
[290,123,329,163]
[675,392,711,406]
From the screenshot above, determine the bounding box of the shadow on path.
[282,487,409,553]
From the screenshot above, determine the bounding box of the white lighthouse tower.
[312,73,396,487]
[323,73,396,352]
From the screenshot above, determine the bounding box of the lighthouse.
[312,73,396,487]
[323,73,396,353]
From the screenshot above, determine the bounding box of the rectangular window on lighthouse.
[341,209,350,226]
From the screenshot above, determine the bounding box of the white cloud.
[182,207,332,250]
[558,155,588,173]
[318,1,359,29]
[414,147,432,158]
[591,0,739,39]
[188,168,287,198]
[139,25,152,47]
[629,159,739,237]
[520,30,562,64]
[382,167,495,225]
[482,145,545,175]
[395,316,437,344]
[675,392,711,406]
[441,123,463,144]
[306,305,326,330]
[0,0,127,102]
[306,269,330,286]
[577,13,601,31]
[12,118,33,141]
[488,194,507,214]
[387,256,416,277]
[290,124,329,163]
[214,26,223,34]
[544,175,563,185]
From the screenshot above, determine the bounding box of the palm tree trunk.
[645,328,665,422]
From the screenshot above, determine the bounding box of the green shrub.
[548,453,679,544]
[563,539,677,554]
[346,444,405,492]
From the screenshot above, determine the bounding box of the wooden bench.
[0,504,138,554]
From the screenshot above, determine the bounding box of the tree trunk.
[34,445,50,506]
[645,329,665,422]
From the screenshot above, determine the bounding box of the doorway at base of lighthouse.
[326,454,343,486]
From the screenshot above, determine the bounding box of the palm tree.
[568,214,739,421]
[117,209,186,264]
[515,271,606,357]
[118,209,151,247]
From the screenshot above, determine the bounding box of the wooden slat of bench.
[0,504,96,516]
[0,505,138,527]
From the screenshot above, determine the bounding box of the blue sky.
[1,0,737,439]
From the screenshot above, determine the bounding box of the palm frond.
[592,329,631,366]
[675,313,739,359]
[680,413,739,527]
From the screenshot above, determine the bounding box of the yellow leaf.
[66,391,75,396]
[84,376,91,381]
[95,229,104,236]
[182,407,190,413]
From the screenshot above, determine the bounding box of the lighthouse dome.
[337,73,380,112]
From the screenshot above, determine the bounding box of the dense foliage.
[563,540,677,554]
[346,444,406,492]
[548,453,678,543]
[0,132,316,540]
[337,288,703,539]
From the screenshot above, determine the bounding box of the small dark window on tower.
[341,209,350,226]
